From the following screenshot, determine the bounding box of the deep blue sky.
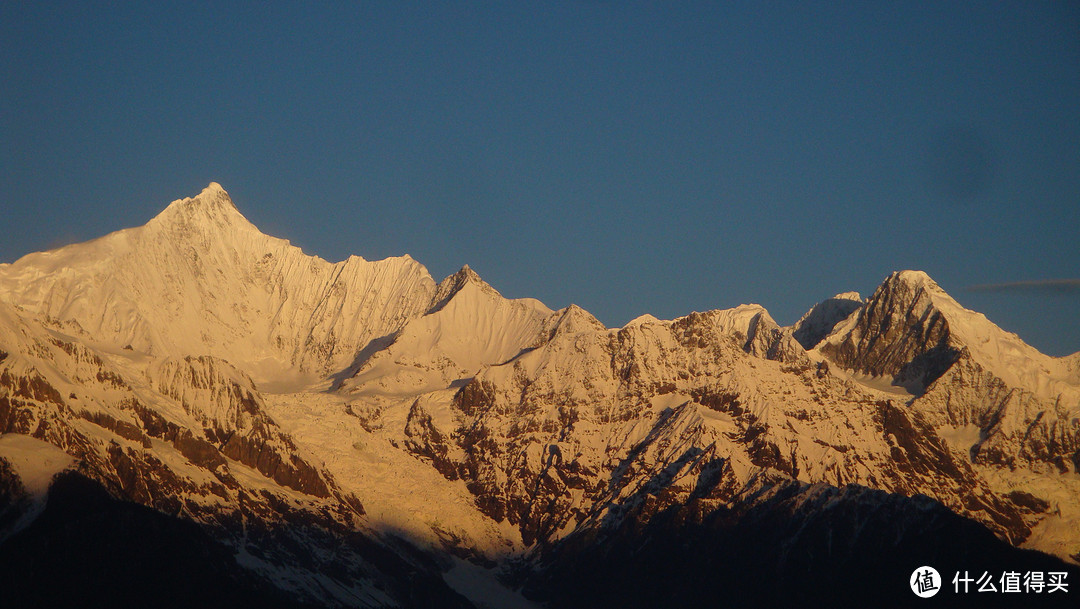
[2,2,1078,355]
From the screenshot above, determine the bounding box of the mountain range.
[1,183,1077,607]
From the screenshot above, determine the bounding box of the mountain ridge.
[1,183,1077,607]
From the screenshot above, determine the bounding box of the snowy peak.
[818,270,962,391]
[343,263,553,399]
[0,184,440,382]
[455,263,480,281]
[5,184,1080,606]
[624,313,664,328]
[428,264,503,315]
[146,182,254,236]
[892,269,935,287]
[545,304,606,339]
[663,304,806,363]
[699,304,771,335]
[675,304,768,345]
[792,291,863,349]
[818,270,1080,401]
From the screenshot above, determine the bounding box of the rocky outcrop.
[392,295,1047,554]
[819,271,961,391]
[2,183,1078,606]
[0,306,376,605]
[915,353,1080,473]
[149,356,262,432]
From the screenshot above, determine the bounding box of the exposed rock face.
[149,355,334,497]
[393,301,1049,552]
[149,355,263,433]
[914,352,1080,474]
[820,271,962,391]
[0,302,401,606]
[811,271,1080,475]
[1,185,1077,607]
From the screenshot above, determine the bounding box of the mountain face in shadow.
[1,185,1077,607]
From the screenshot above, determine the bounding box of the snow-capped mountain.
[1,184,1077,608]
[0,184,437,385]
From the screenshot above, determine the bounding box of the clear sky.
[2,2,1078,355]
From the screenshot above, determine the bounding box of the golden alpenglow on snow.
[1,185,1077,607]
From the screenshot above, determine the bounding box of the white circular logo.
[910,566,942,598]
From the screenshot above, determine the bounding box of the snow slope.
[0,433,76,541]
[0,184,437,384]
[1,184,1078,607]
[342,265,554,402]
[791,291,862,349]
[820,270,1079,402]
[0,434,75,498]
